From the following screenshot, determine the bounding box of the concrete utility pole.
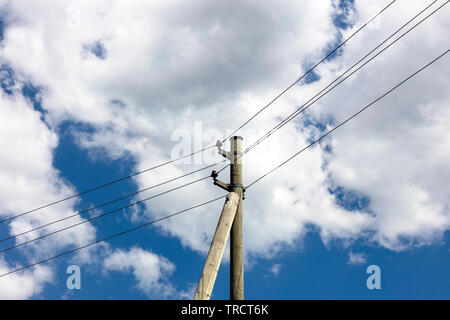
[194,136,245,300]
[229,136,244,300]
[193,192,240,300]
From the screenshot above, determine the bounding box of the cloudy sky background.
[0,0,449,299]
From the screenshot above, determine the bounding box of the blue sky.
[0,0,449,299]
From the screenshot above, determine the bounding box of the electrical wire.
[0,161,229,244]
[3,47,445,277]
[243,0,447,156]
[2,0,398,222]
[245,49,449,189]
[217,0,446,174]
[0,195,227,278]
[17,0,425,237]
[2,48,446,276]
[1,0,444,279]
[223,0,398,141]
[0,173,220,254]
[0,145,216,224]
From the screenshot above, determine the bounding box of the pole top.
[229,136,243,141]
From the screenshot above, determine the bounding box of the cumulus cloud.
[0,0,449,297]
[0,256,52,299]
[0,83,97,297]
[317,0,450,249]
[0,0,344,255]
[103,246,176,299]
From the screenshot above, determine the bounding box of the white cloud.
[270,263,281,276]
[348,252,367,265]
[0,0,449,297]
[262,263,281,279]
[0,0,346,258]
[0,256,53,299]
[103,246,176,299]
[0,88,97,296]
[317,0,450,249]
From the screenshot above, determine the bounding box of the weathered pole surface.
[194,192,240,300]
[230,136,244,300]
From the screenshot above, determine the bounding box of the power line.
[0,196,226,278]
[0,0,406,245]
[245,49,449,189]
[217,0,445,175]
[0,161,229,244]
[0,145,216,224]
[1,0,412,245]
[3,0,397,221]
[0,0,440,281]
[223,0,398,140]
[0,173,221,254]
[3,48,445,279]
[242,0,447,156]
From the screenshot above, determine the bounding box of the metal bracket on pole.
[211,170,246,199]
[211,170,229,192]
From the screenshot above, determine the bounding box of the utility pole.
[193,192,240,300]
[194,136,245,300]
[229,136,244,300]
